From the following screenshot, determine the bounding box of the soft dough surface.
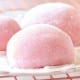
[21,3,80,46]
[7,24,74,69]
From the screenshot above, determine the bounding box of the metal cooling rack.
[0,64,80,80]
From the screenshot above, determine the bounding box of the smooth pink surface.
[21,3,80,46]
[0,16,20,51]
[7,24,74,69]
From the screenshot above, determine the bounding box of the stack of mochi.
[6,2,80,69]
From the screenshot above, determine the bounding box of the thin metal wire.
[32,75,37,80]
[49,74,56,80]
[14,76,18,80]
[66,73,73,80]
[0,75,17,80]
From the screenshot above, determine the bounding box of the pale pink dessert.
[21,3,80,46]
[7,24,74,69]
[0,16,20,51]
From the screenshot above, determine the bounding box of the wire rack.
[0,64,80,80]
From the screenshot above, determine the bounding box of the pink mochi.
[0,16,20,51]
[7,24,74,69]
[21,3,80,46]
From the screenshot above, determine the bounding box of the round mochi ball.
[7,24,74,69]
[21,2,80,46]
[0,16,20,51]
